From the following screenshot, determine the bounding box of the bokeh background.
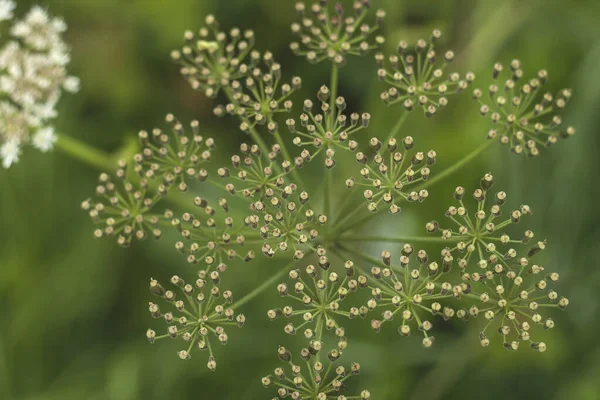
[2,0,600,399]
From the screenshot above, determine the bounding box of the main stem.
[329,64,339,126]
[223,86,271,159]
[324,163,331,226]
[387,110,409,141]
[340,235,459,244]
[231,257,307,310]
[414,139,494,191]
[55,134,115,171]
[55,134,205,211]
[269,116,305,188]
[324,63,339,234]
[248,127,271,160]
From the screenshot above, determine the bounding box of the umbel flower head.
[246,187,327,260]
[212,51,302,136]
[0,2,80,168]
[346,136,435,213]
[218,142,293,198]
[147,273,245,370]
[358,245,460,348]
[81,166,167,247]
[268,247,353,336]
[287,85,371,168]
[465,260,567,353]
[427,173,569,351]
[426,173,534,269]
[262,340,370,400]
[290,0,385,67]
[135,114,214,192]
[172,14,256,98]
[473,59,575,156]
[376,29,474,116]
[172,196,256,270]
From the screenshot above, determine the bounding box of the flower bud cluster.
[83,117,217,246]
[262,340,370,399]
[212,51,302,136]
[268,248,354,335]
[376,29,474,115]
[359,245,460,348]
[474,60,575,156]
[427,173,568,350]
[465,262,566,352]
[246,186,327,260]
[135,114,214,192]
[346,136,435,213]
[82,168,167,247]
[147,273,245,370]
[172,196,256,270]
[426,173,534,270]
[290,1,385,67]
[77,5,577,389]
[288,85,371,167]
[172,15,256,98]
[219,142,293,197]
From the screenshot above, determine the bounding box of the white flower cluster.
[0,1,79,168]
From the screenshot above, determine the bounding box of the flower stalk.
[55,134,115,171]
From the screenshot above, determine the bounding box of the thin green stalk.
[329,64,339,126]
[55,134,116,171]
[340,235,459,244]
[223,86,271,158]
[248,126,272,161]
[324,166,331,223]
[269,117,305,188]
[387,110,409,141]
[314,313,325,368]
[414,139,494,192]
[330,199,388,237]
[56,134,207,212]
[231,258,305,309]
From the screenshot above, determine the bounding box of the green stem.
[56,134,208,213]
[270,118,305,188]
[329,64,339,127]
[314,313,324,369]
[223,86,271,159]
[414,139,494,192]
[55,134,115,171]
[387,110,409,141]
[231,258,304,310]
[248,126,272,161]
[324,165,331,223]
[340,235,458,244]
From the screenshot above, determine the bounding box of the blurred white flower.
[0,103,34,141]
[0,0,15,22]
[1,138,20,168]
[0,4,78,168]
[32,127,56,152]
[11,6,67,51]
[63,75,80,93]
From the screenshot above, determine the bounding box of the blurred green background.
[2,0,600,399]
